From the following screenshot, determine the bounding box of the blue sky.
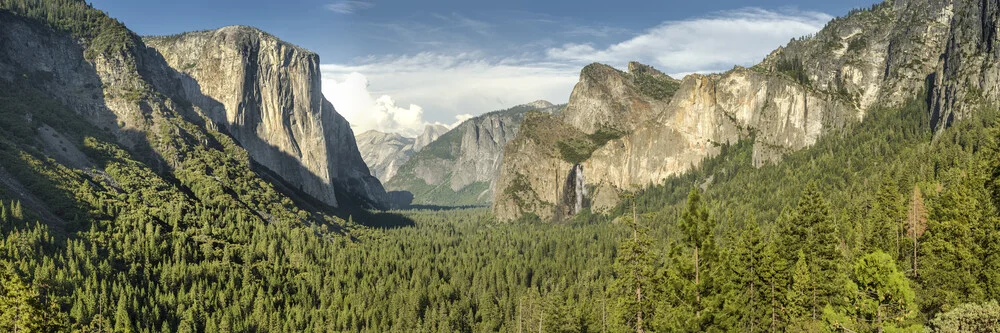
[92,0,881,136]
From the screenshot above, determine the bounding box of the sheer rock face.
[386,101,560,206]
[145,26,389,208]
[759,0,954,112]
[356,124,447,183]
[494,0,997,221]
[931,0,1000,132]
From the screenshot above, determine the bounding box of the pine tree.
[677,188,716,323]
[786,251,812,326]
[919,169,988,314]
[114,293,133,333]
[611,197,655,333]
[777,184,846,321]
[870,179,903,256]
[717,217,769,332]
[0,267,43,333]
[10,201,22,221]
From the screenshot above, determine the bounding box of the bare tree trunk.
[913,235,918,277]
[812,283,817,320]
[637,285,644,333]
[539,307,544,333]
[770,281,776,333]
[695,245,701,319]
[602,294,607,333]
[518,299,523,333]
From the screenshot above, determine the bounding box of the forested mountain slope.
[0,1,398,331]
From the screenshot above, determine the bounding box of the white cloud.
[451,114,474,128]
[325,1,373,14]
[321,7,833,137]
[321,52,579,131]
[546,8,832,75]
[322,72,488,137]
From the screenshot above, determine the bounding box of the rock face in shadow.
[495,0,1000,221]
[144,27,388,208]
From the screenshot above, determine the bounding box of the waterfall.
[558,163,588,219]
[572,164,587,214]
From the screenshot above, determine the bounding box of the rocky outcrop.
[494,67,855,220]
[356,124,448,183]
[145,26,388,208]
[560,62,679,134]
[414,124,448,152]
[758,1,953,112]
[931,0,1000,132]
[493,0,983,221]
[493,112,585,220]
[386,101,561,206]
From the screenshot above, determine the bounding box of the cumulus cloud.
[322,72,480,137]
[546,8,832,75]
[325,1,373,14]
[321,52,579,130]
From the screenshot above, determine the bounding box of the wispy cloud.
[546,8,831,75]
[431,13,493,36]
[325,1,374,14]
[321,52,578,136]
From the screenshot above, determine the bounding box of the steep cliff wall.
[145,27,388,208]
[931,0,1000,131]
[493,0,974,221]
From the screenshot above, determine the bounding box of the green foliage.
[775,57,811,86]
[929,301,1000,333]
[611,202,656,332]
[0,0,138,60]
[633,72,681,100]
[557,127,625,164]
[830,251,917,332]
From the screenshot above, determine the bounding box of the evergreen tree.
[114,293,133,333]
[611,198,655,333]
[717,217,769,332]
[777,184,846,321]
[919,169,988,315]
[657,189,719,331]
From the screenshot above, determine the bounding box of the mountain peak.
[522,100,555,109]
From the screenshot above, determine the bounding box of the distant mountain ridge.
[356,124,448,182]
[380,100,563,206]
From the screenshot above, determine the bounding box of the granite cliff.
[495,0,998,221]
[0,6,389,211]
[144,27,389,208]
